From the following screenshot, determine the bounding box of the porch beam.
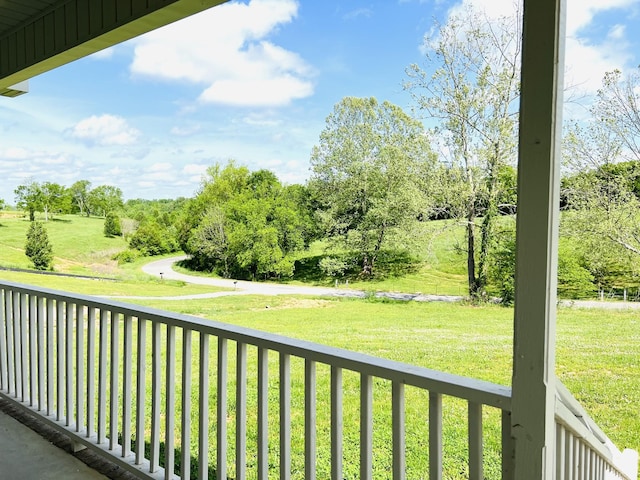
[511,0,566,477]
[0,0,227,91]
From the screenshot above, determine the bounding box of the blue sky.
[1,0,639,202]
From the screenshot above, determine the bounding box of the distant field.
[1,212,471,296]
[0,213,127,275]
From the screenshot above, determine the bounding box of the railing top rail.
[0,280,511,409]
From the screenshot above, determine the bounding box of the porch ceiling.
[0,0,227,96]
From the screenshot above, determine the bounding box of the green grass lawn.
[0,213,127,274]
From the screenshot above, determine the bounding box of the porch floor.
[0,399,133,480]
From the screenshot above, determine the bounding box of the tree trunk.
[467,209,478,296]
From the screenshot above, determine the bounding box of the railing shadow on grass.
[123,434,230,480]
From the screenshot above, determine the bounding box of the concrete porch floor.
[0,399,135,480]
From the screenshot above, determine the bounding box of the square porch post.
[511,0,566,477]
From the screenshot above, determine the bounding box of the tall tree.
[69,180,92,216]
[14,180,43,221]
[309,96,436,276]
[562,113,640,285]
[88,185,124,217]
[405,4,521,297]
[39,182,67,221]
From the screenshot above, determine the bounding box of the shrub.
[129,221,179,256]
[104,211,122,237]
[112,249,140,264]
[25,221,53,270]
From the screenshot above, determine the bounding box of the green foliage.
[129,220,179,256]
[181,162,314,279]
[25,221,53,270]
[15,180,43,221]
[88,184,123,217]
[318,256,348,278]
[405,5,520,299]
[557,240,596,299]
[103,211,122,237]
[310,96,436,276]
[112,248,140,264]
[489,233,516,305]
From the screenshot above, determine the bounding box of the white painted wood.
[110,312,120,450]
[360,373,373,480]
[6,292,15,396]
[217,337,228,480]
[429,392,443,480]
[86,307,95,435]
[331,366,343,480]
[56,299,64,419]
[122,314,133,457]
[392,381,406,480]
[28,295,36,406]
[135,318,147,465]
[305,359,317,480]
[98,309,108,444]
[0,290,7,391]
[235,342,247,480]
[76,305,85,433]
[181,329,192,480]
[257,346,269,480]
[280,352,291,480]
[502,409,515,479]
[150,322,161,472]
[165,324,176,479]
[511,0,566,477]
[198,333,210,480]
[66,302,74,426]
[468,401,483,479]
[19,293,27,402]
[37,297,45,411]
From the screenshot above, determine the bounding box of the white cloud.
[149,162,172,172]
[182,164,208,176]
[171,124,202,136]
[129,0,314,107]
[70,114,140,146]
[91,47,115,60]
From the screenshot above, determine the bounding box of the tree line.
[13,179,124,221]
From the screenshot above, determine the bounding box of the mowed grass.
[121,294,639,478]
[0,213,127,274]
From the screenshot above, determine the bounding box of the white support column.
[511,0,566,477]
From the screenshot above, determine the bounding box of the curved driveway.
[134,256,640,309]
[139,256,365,299]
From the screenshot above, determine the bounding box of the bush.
[25,221,53,270]
[104,211,122,237]
[129,221,179,256]
[112,249,140,264]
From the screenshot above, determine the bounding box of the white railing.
[555,383,638,480]
[0,280,635,479]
